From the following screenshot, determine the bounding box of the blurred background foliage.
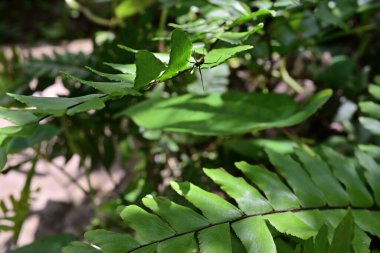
[1,0,380,252]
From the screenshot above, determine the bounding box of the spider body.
[193,57,205,67]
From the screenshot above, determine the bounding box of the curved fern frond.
[63,147,380,253]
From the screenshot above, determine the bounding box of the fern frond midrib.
[126,205,380,253]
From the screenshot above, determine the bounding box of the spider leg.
[198,66,205,92]
[203,56,223,65]
[189,64,196,74]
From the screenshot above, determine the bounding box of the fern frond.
[63,148,380,253]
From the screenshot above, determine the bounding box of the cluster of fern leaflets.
[63,147,380,253]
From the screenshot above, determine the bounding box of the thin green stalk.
[158,8,168,38]
[157,8,169,51]
[83,163,95,195]
[67,0,121,27]
[279,58,303,93]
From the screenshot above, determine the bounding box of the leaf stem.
[76,1,122,27]
[279,57,303,93]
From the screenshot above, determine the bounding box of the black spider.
[188,52,221,91]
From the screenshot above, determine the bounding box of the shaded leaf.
[322,147,373,207]
[314,225,330,253]
[157,233,197,253]
[122,90,332,135]
[353,227,371,253]
[296,150,349,206]
[328,212,354,253]
[0,107,37,125]
[62,241,101,253]
[268,150,326,207]
[84,230,139,253]
[236,161,300,210]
